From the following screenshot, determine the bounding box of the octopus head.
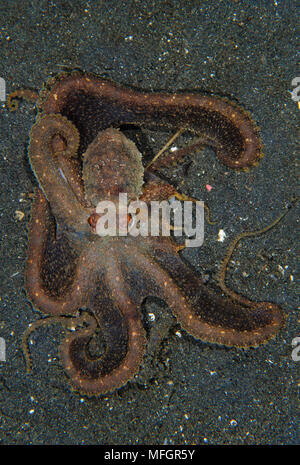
[82,128,144,206]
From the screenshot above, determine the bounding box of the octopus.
[9,71,285,395]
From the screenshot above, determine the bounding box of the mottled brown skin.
[22,72,285,395]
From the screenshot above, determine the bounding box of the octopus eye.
[127,213,132,225]
[88,212,100,229]
[127,213,136,232]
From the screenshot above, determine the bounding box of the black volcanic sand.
[0,0,298,445]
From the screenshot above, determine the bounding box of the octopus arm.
[59,254,146,395]
[25,188,85,315]
[121,240,285,348]
[41,72,262,170]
